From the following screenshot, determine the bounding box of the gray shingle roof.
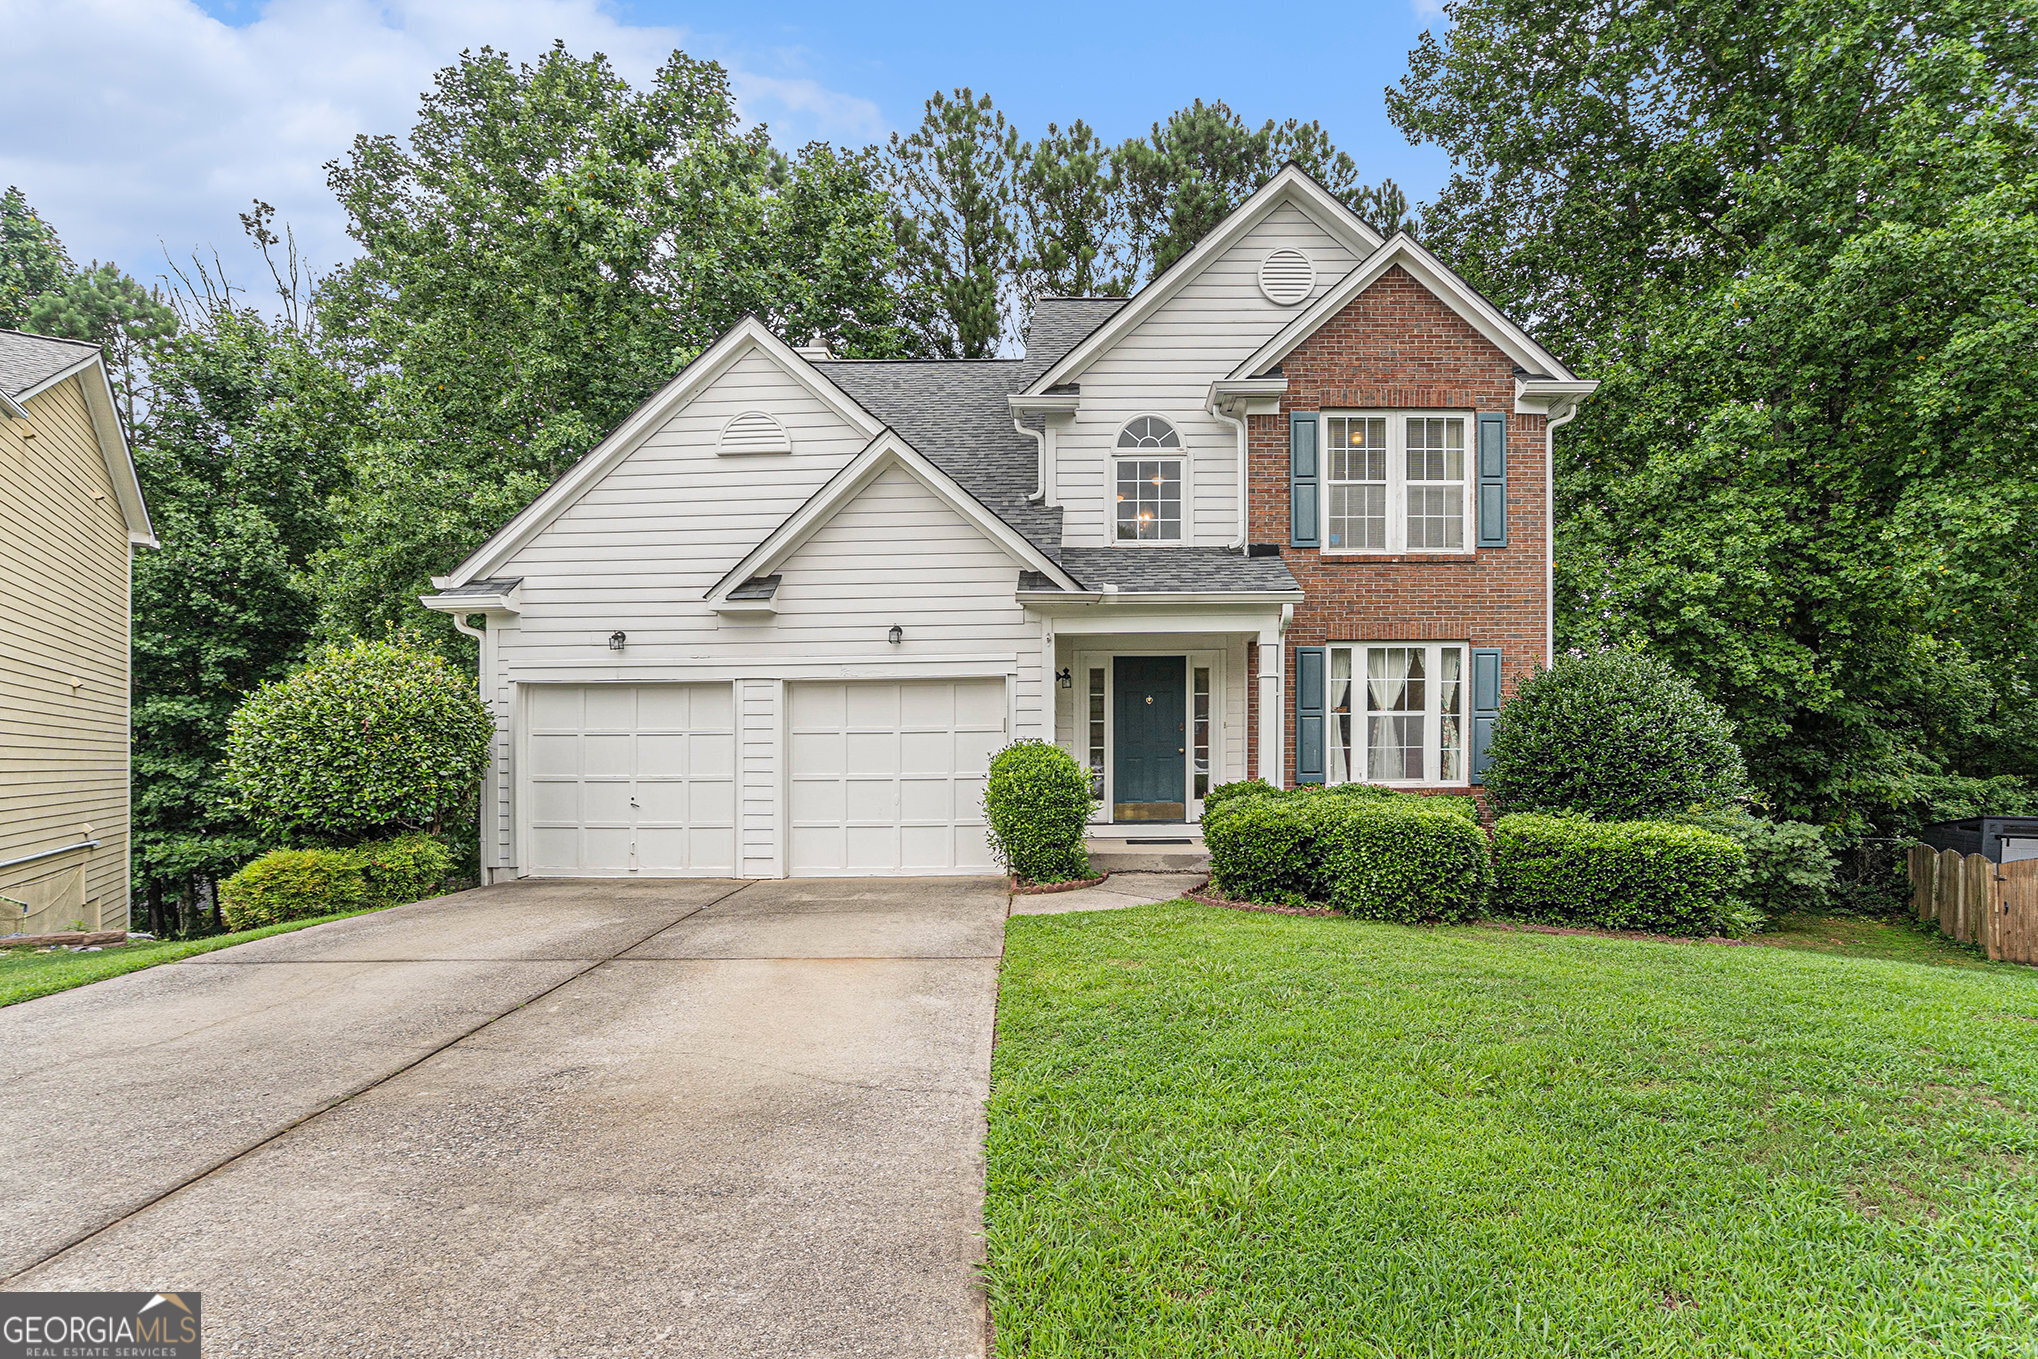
[1012,297,1127,389]
[728,574,781,601]
[810,358,1064,557]
[429,576,522,598]
[0,329,98,400]
[1054,547,1301,594]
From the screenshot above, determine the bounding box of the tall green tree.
[1389,0,2038,830]
[886,88,1022,357]
[1016,120,1129,302]
[130,299,353,934]
[0,186,70,329]
[313,43,916,644]
[24,262,178,435]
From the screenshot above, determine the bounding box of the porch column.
[1257,624,1284,786]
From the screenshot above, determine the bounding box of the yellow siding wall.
[0,374,133,932]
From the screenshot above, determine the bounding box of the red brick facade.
[1243,265,1551,790]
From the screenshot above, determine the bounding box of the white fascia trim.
[0,391,27,418]
[419,581,523,615]
[705,430,1083,603]
[65,358,156,548]
[439,317,884,588]
[11,351,99,405]
[1515,377,1600,417]
[1007,393,1080,415]
[1023,166,1386,395]
[1231,234,1579,384]
[711,598,778,616]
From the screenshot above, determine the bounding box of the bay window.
[1326,642,1466,786]
[1322,412,1469,553]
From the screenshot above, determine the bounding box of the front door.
[1113,655,1186,821]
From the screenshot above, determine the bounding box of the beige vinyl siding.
[1054,200,1360,547]
[0,375,133,930]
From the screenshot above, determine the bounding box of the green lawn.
[0,908,380,1008]
[988,903,2038,1357]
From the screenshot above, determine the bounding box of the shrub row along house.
[422,166,1597,880]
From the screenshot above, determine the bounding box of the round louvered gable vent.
[1258,248,1315,305]
[719,410,792,453]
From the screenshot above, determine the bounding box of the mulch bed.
[1184,883,1342,918]
[1010,871,1111,895]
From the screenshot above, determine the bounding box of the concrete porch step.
[1085,827,1209,874]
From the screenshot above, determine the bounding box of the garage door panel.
[845,730,899,775]
[788,677,1006,876]
[521,683,736,877]
[688,733,736,779]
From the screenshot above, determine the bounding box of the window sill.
[1315,550,1480,564]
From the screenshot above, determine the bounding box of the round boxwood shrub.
[219,848,367,931]
[1202,789,1325,906]
[1484,650,1747,819]
[353,834,454,908]
[225,635,493,844]
[984,740,1095,884]
[1319,800,1493,923]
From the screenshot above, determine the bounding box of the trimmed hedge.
[985,740,1095,884]
[219,835,454,931]
[1202,783,1490,922]
[354,834,453,908]
[219,849,367,931]
[1493,813,1752,935]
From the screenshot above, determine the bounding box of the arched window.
[1114,417,1183,541]
[1117,415,1181,450]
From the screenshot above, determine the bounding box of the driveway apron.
[0,876,1007,1359]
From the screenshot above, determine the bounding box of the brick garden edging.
[1010,872,1111,895]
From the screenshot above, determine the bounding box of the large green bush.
[354,834,454,908]
[219,849,367,931]
[224,635,492,844]
[1483,651,1747,820]
[1493,813,1753,935]
[985,740,1095,884]
[1672,805,1835,917]
[1203,783,1491,921]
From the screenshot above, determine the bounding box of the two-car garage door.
[523,678,1003,877]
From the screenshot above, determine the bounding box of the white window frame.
[1319,411,1474,556]
[1110,414,1190,546]
[1325,641,1470,788]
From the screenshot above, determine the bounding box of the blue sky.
[3,0,1451,295]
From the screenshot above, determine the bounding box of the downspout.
[1209,394,1248,550]
[1543,400,1581,669]
[1016,417,1047,503]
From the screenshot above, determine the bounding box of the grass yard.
[0,908,380,1008]
[987,903,2038,1357]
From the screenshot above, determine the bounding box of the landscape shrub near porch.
[1494,813,1752,935]
[1202,783,1490,920]
[985,740,1095,885]
[219,848,368,930]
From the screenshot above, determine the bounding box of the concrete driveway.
[0,877,1008,1358]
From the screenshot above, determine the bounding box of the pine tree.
[0,186,72,330]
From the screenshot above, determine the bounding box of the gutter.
[1207,380,1287,551]
[1539,395,1588,668]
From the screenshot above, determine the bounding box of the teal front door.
[1113,655,1187,820]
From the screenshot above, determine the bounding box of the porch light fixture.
[1056,667,1073,689]
[608,631,627,651]
[888,625,903,645]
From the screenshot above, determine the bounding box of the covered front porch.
[1040,604,1289,828]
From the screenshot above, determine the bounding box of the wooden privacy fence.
[1909,844,2038,964]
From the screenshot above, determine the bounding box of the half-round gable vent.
[1257,248,1315,305]
[719,410,792,453]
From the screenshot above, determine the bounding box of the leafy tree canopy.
[0,185,70,329]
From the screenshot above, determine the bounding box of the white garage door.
[787,679,1006,876]
[525,684,736,876]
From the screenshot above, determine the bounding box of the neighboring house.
[0,330,155,930]
[423,166,1596,880]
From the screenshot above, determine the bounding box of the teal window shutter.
[1289,412,1319,547]
[1476,412,1508,548]
[1470,647,1503,782]
[1294,645,1327,784]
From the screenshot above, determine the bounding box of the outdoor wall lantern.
[1056,667,1073,689]
[888,625,904,645]
[608,631,627,651]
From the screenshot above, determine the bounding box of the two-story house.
[422,166,1595,880]
[2,329,156,931]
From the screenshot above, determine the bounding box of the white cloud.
[1411,0,1444,19]
[0,0,887,290]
